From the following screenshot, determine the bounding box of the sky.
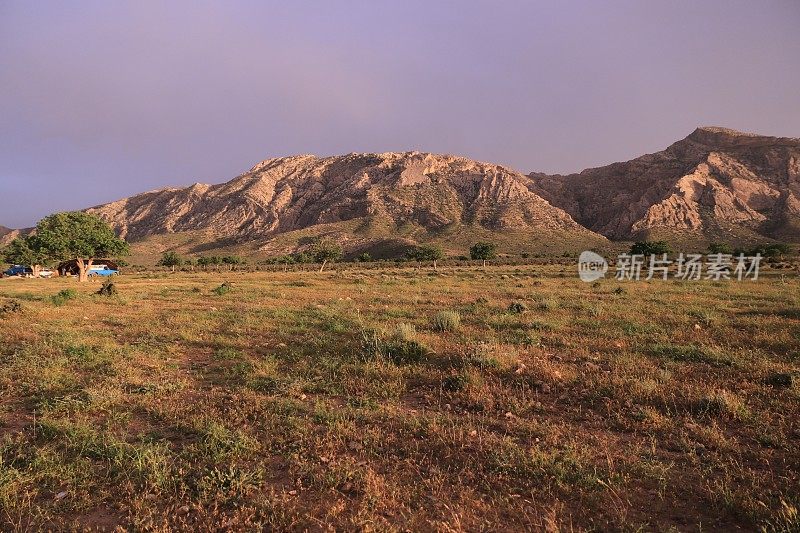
[1,1,799,228]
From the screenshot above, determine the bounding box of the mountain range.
[2,127,798,259]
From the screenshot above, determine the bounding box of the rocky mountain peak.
[530,127,800,243]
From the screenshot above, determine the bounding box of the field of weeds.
[0,265,798,531]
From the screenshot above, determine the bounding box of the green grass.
[648,343,736,366]
[50,288,77,306]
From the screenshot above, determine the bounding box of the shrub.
[293,252,313,264]
[361,325,428,365]
[157,251,183,271]
[536,297,559,312]
[432,310,461,332]
[269,255,296,265]
[407,244,444,268]
[394,322,417,341]
[0,300,23,316]
[213,282,232,296]
[735,242,793,260]
[465,343,501,369]
[311,238,343,271]
[442,372,472,392]
[357,252,372,262]
[97,280,117,296]
[694,389,749,419]
[508,301,527,314]
[51,289,78,306]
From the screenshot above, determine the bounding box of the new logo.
[578,251,608,282]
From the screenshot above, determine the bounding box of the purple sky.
[1,1,799,228]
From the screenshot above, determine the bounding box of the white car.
[39,269,54,278]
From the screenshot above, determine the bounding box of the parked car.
[58,259,120,277]
[39,269,55,278]
[87,265,119,277]
[2,265,33,277]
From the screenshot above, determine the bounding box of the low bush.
[536,297,559,312]
[51,289,78,306]
[508,301,527,314]
[361,324,428,365]
[97,280,117,296]
[0,300,23,316]
[693,389,749,419]
[432,310,461,332]
[213,282,232,296]
[442,372,472,392]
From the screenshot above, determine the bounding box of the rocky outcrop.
[0,226,23,246]
[529,127,800,242]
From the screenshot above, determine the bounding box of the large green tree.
[3,235,49,277]
[630,241,671,256]
[408,244,445,270]
[469,241,497,267]
[33,212,129,282]
[311,238,343,272]
[157,251,184,272]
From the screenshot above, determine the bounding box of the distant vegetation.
[629,240,672,255]
[737,242,793,260]
[406,244,445,269]
[157,251,184,272]
[469,241,497,266]
[311,238,343,272]
[707,241,794,260]
[707,242,734,254]
[68,237,795,273]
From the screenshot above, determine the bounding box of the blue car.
[3,265,32,277]
[87,265,119,277]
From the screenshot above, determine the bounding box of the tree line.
[157,240,500,272]
[630,240,793,259]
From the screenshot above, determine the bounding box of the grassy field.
[0,265,798,531]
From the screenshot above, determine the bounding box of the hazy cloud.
[1,0,799,227]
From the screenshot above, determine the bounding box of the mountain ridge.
[84,151,605,256]
[3,127,798,255]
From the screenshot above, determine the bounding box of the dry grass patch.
[0,266,797,531]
